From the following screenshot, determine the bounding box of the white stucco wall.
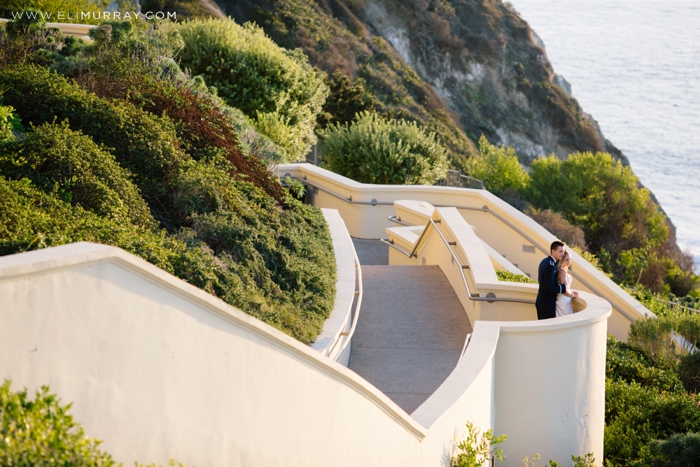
[310,209,360,364]
[0,243,427,466]
[0,236,610,466]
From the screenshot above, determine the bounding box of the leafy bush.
[0,121,156,229]
[0,104,22,142]
[604,378,700,467]
[606,335,684,393]
[175,18,328,162]
[527,152,667,254]
[464,135,529,197]
[318,70,377,128]
[643,432,700,467]
[605,333,700,466]
[0,64,189,214]
[496,269,536,284]
[451,421,505,467]
[627,312,700,393]
[525,208,587,251]
[319,110,448,185]
[0,380,115,466]
[627,316,680,370]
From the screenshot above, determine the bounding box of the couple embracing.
[536,241,579,320]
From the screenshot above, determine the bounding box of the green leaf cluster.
[451,421,506,467]
[0,104,22,142]
[319,110,448,185]
[605,334,700,466]
[464,135,529,197]
[495,269,536,284]
[174,18,328,162]
[0,380,115,466]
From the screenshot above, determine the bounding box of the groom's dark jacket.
[536,255,567,320]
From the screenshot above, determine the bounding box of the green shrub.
[465,135,529,197]
[319,70,377,128]
[0,104,22,142]
[0,121,156,229]
[496,269,536,284]
[0,64,189,215]
[525,207,587,251]
[451,421,505,467]
[175,18,328,162]
[0,380,115,466]
[319,110,448,185]
[604,378,700,467]
[627,315,679,370]
[642,432,700,467]
[606,335,684,393]
[0,174,336,343]
[527,152,667,254]
[0,176,182,272]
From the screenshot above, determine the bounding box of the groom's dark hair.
[550,241,565,253]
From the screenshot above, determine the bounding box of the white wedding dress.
[556,273,574,317]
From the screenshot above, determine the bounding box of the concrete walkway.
[348,240,472,414]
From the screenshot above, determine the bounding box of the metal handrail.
[384,217,535,305]
[283,175,394,206]
[323,238,364,361]
[435,170,485,190]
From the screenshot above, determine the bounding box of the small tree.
[464,136,529,197]
[451,421,506,467]
[319,110,448,185]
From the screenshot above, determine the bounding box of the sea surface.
[508,0,700,271]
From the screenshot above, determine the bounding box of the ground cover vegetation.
[0,13,336,344]
[605,310,700,466]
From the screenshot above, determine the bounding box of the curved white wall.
[0,243,427,466]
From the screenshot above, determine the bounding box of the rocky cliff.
[216,0,628,167]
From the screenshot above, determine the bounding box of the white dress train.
[555,273,574,317]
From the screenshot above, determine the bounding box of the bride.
[556,251,579,316]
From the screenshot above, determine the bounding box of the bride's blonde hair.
[557,250,571,272]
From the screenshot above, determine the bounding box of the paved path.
[347,254,472,414]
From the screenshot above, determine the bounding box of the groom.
[536,241,568,320]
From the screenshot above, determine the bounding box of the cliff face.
[217,0,626,166]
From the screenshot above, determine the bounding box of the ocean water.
[508,0,700,271]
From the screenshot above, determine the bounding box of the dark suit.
[536,255,567,320]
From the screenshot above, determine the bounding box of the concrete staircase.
[348,240,472,414]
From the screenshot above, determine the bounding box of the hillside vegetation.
[0,16,336,344]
